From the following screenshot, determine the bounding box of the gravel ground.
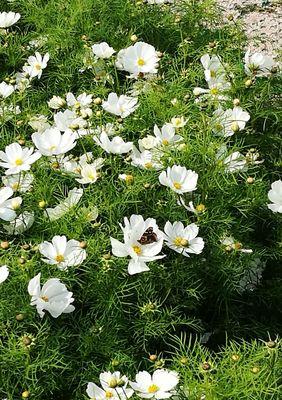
[217,0,282,56]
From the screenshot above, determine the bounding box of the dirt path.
[217,0,281,56]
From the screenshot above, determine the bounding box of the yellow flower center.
[49,145,57,151]
[210,87,219,95]
[174,237,189,247]
[132,245,142,255]
[148,384,159,393]
[231,122,239,132]
[196,204,206,212]
[87,172,96,180]
[105,391,114,398]
[125,175,134,184]
[55,254,65,263]
[173,182,182,190]
[12,182,19,190]
[210,70,216,78]
[41,295,49,302]
[144,162,153,169]
[137,58,145,66]
[162,139,169,146]
[35,63,42,71]
[175,118,181,127]
[15,158,23,166]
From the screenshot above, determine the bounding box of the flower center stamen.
[137,58,145,66]
[15,158,23,166]
[173,182,182,190]
[174,237,189,247]
[55,254,65,263]
[148,384,159,393]
[132,245,142,255]
[41,295,49,302]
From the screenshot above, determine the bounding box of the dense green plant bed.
[0,0,281,398]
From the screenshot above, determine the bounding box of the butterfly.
[138,227,158,245]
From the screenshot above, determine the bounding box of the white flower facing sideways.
[44,187,83,221]
[2,172,34,193]
[0,142,41,175]
[267,180,282,213]
[200,53,225,83]
[116,41,160,78]
[87,371,133,400]
[28,273,75,318]
[23,52,50,79]
[102,92,138,118]
[159,165,198,194]
[94,132,133,154]
[3,211,34,235]
[244,50,276,77]
[0,11,21,28]
[0,81,15,98]
[171,116,187,129]
[0,265,9,284]
[213,106,250,137]
[48,95,66,109]
[130,369,179,399]
[92,42,115,59]
[32,127,77,156]
[0,186,22,221]
[163,221,204,257]
[111,214,165,275]
[153,123,183,147]
[131,147,163,170]
[39,235,87,271]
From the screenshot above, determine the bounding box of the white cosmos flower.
[44,187,83,221]
[0,82,15,98]
[93,123,117,137]
[47,95,66,109]
[94,132,133,154]
[193,78,230,103]
[110,214,165,275]
[0,186,22,221]
[153,123,183,147]
[76,164,100,184]
[0,11,21,28]
[267,180,282,213]
[200,54,225,82]
[66,92,92,110]
[99,371,133,398]
[39,235,87,271]
[92,42,115,59]
[0,143,41,175]
[213,107,250,137]
[0,105,21,121]
[23,52,49,79]
[163,221,204,257]
[54,109,89,137]
[171,116,187,128]
[102,92,138,118]
[130,369,179,399]
[3,211,34,235]
[86,382,130,400]
[244,50,276,77]
[222,151,247,173]
[116,42,159,77]
[131,147,163,170]
[0,265,9,284]
[28,273,75,318]
[28,114,51,133]
[220,235,253,253]
[159,165,198,194]
[32,127,77,156]
[147,0,173,3]
[2,172,34,193]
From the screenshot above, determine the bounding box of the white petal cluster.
[28,273,75,318]
[111,214,165,275]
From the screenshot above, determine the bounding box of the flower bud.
[233,98,240,106]
[130,34,138,42]
[245,79,252,88]
[0,241,10,249]
[149,354,157,361]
